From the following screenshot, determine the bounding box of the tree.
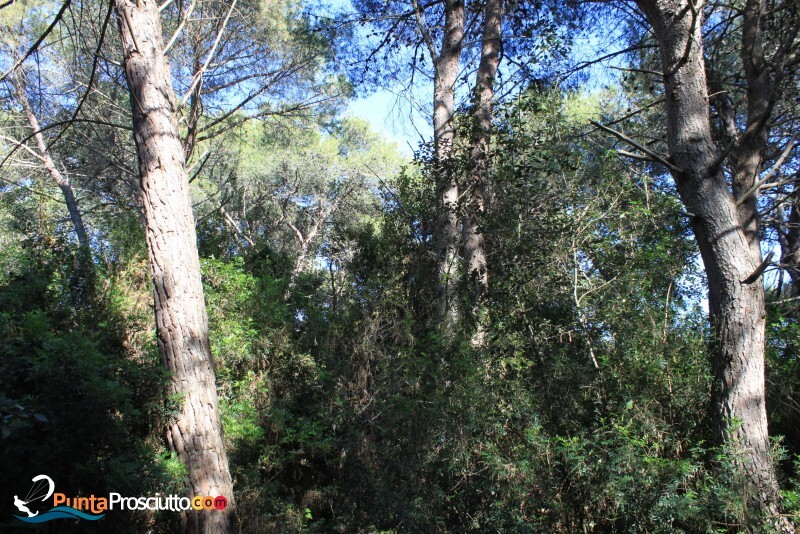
[10,68,90,251]
[621,0,793,526]
[462,0,502,341]
[111,0,235,531]
[422,0,465,333]
[0,3,92,253]
[161,0,344,161]
[350,0,581,337]
[351,0,467,333]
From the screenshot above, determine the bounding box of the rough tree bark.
[430,0,464,334]
[113,1,236,532]
[737,0,799,298]
[731,0,767,254]
[632,0,792,528]
[12,69,90,251]
[462,0,502,340]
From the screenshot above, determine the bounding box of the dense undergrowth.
[3,91,800,533]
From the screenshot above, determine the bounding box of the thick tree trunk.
[634,0,791,528]
[433,0,464,334]
[462,0,502,339]
[113,1,236,532]
[12,71,90,251]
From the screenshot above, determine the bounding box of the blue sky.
[346,90,430,155]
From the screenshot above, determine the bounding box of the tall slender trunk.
[781,198,800,292]
[113,1,235,532]
[736,0,799,299]
[432,0,464,335]
[462,0,502,340]
[731,0,773,260]
[633,0,790,528]
[12,70,90,251]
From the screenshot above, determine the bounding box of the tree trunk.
[12,70,90,252]
[113,1,236,532]
[462,0,502,341]
[730,0,773,259]
[781,198,800,292]
[633,0,791,528]
[285,243,309,301]
[433,0,464,335]
[735,0,798,299]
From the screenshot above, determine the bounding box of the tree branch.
[741,251,774,284]
[0,119,132,172]
[736,133,797,207]
[163,0,197,54]
[180,0,237,106]
[590,120,682,173]
[0,0,71,82]
[47,1,113,150]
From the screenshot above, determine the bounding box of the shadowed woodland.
[1,0,800,531]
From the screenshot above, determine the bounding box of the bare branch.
[590,120,682,173]
[220,205,254,247]
[742,251,774,284]
[180,0,238,106]
[410,0,438,64]
[47,1,114,150]
[0,119,133,172]
[0,0,71,82]
[163,0,197,54]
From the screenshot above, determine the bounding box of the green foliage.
[263,87,751,532]
[4,80,785,532]
[4,7,798,526]
[0,238,180,532]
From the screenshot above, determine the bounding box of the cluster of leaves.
[168,89,783,531]
[0,231,185,532]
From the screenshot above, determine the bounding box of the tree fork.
[632,0,793,528]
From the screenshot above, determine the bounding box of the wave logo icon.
[13,475,104,523]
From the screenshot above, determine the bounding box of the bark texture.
[432,0,464,334]
[113,1,236,532]
[462,0,502,338]
[633,0,791,528]
[12,70,90,251]
[730,0,773,259]
[736,0,799,297]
